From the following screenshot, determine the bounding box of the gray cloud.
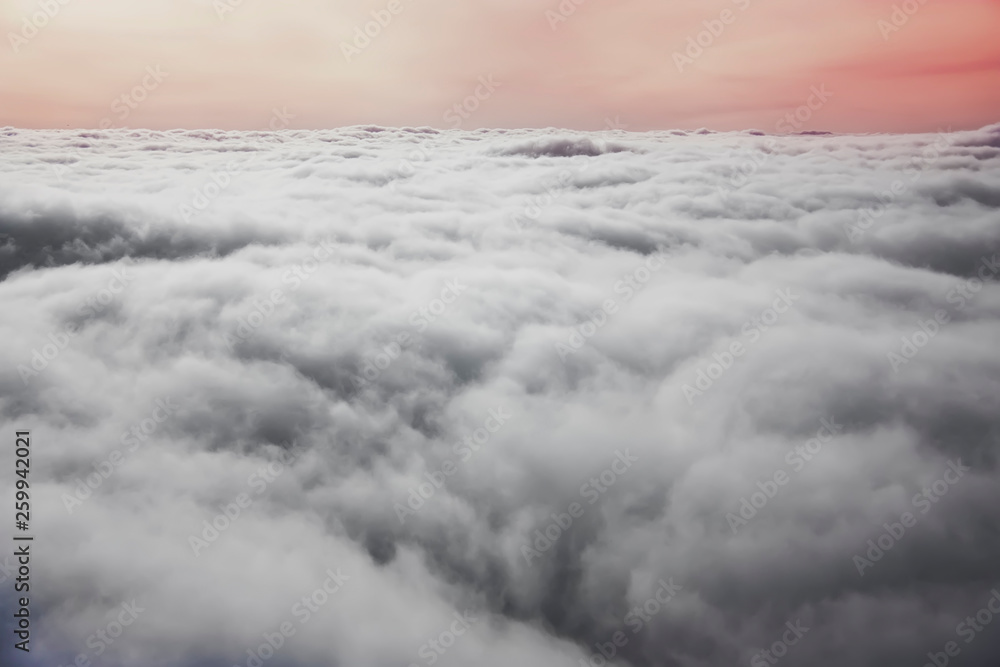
[1,124,1000,667]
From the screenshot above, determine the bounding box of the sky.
[1,0,999,133]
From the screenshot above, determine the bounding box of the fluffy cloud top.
[1,123,1000,667]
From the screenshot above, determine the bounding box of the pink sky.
[1,0,998,132]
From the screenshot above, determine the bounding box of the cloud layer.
[2,123,1000,667]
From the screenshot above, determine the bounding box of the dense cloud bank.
[1,124,1000,667]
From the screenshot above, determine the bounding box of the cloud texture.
[2,123,1000,667]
